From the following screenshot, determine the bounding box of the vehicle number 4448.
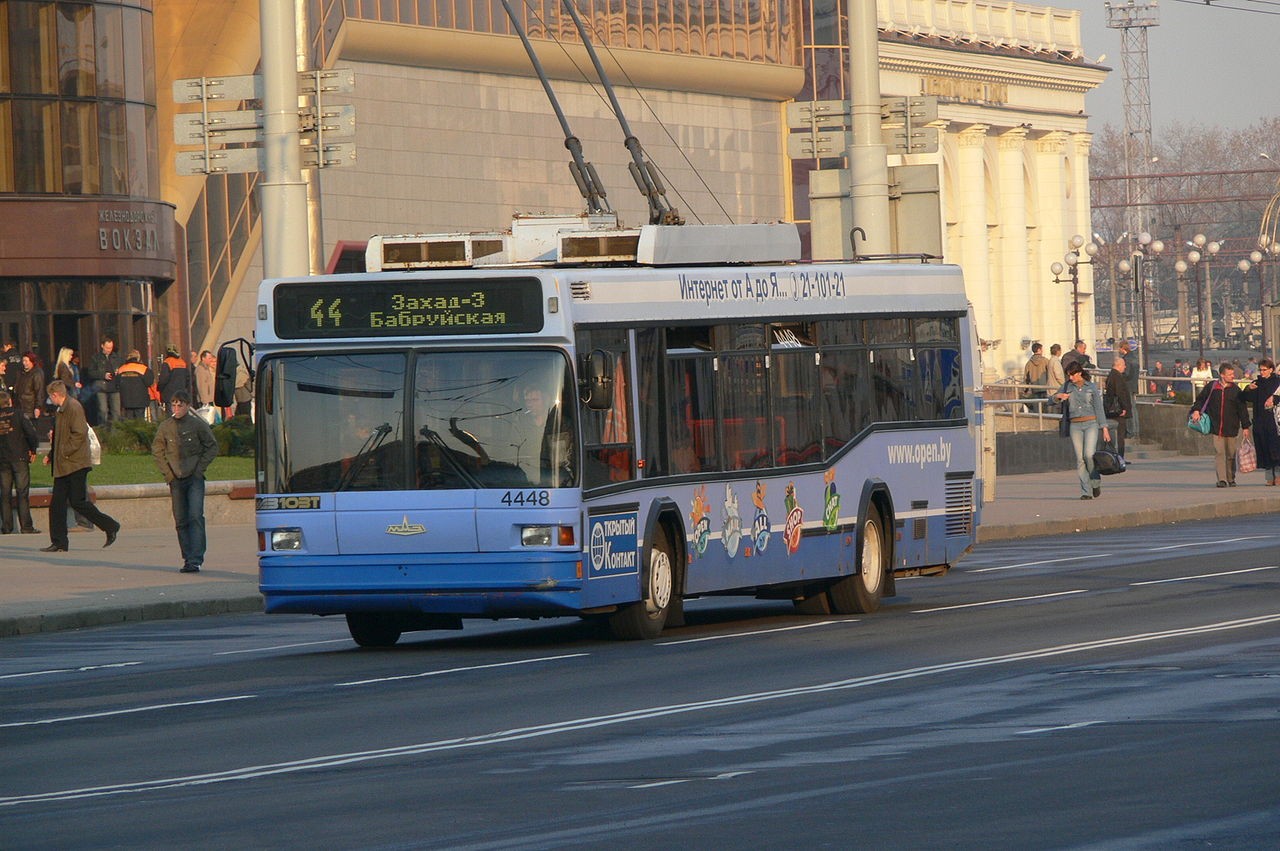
[500,489,550,506]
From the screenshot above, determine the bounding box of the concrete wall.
[32,481,255,530]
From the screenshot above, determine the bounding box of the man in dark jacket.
[1104,356,1134,459]
[151,391,218,573]
[1059,340,1093,374]
[115,350,155,420]
[1190,363,1252,487]
[84,336,123,425]
[0,340,22,396]
[0,389,39,534]
[158,346,192,405]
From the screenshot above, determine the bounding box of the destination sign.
[273,278,544,339]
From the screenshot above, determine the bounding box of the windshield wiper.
[336,423,392,491]
[420,425,484,490]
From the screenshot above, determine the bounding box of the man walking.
[151,391,218,573]
[1022,342,1050,400]
[40,381,119,552]
[0,389,39,534]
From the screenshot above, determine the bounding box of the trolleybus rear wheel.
[827,506,886,614]
[608,525,675,640]
[346,613,403,648]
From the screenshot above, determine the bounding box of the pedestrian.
[158,345,192,405]
[54,347,79,399]
[1190,358,1213,395]
[151,391,218,573]
[1243,358,1280,485]
[1053,362,1111,500]
[1047,343,1065,390]
[1116,339,1141,435]
[39,380,120,552]
[14,351,45,423]
[0,389,39,534]
[0,340,21,396]
[1104,356,1134,459]
[1190,362,1251,488]
[194,349,218,424]
[115,350,155,420]
[1022,342,1050,400]
[85,336,123,425]
[1059,339,1093,374]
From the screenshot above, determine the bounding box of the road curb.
[976,496,1280,543]
[0,594,264,637]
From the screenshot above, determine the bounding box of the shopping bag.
[86,426,102,466]
[1236,434,1258,474]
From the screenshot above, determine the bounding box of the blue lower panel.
[260,551,585,618]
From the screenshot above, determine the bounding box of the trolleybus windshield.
[259,349,577,493]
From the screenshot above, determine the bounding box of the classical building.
[0,0,1105,380]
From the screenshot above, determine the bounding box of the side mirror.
[580,349,614,410]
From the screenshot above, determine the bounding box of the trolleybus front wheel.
[346,613,403,648]
[608,525,675,640]
[827,506,886,614]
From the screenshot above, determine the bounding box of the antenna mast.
[496,0,612,216]
[558,0,683,225]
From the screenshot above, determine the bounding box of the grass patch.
[30,453,255,488]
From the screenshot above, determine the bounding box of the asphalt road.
[2,519,1278,849]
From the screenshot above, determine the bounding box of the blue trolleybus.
[254,216,983,646]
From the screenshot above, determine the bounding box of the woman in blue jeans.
[1054,362,1111,500]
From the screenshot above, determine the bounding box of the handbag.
[1058,400,1070,437]
[1236,433,1258,474]
[1188,392,1213,435]
[86,426,102,466]
[1092,440,1127,475]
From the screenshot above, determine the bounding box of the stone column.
[1071,133,1096,354]
[997,127,1031,374]
[957,125,994,378]
[1033,131,1070,349]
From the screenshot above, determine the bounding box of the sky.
[1046,0,1278,133]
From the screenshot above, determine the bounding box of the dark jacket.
[51,395,92,478]
[1,349,21,392]
[85,349,124,391]
[116,359,155,411]
[0,405,38,464]
[1060,349,1093,374]
[1191,380,1251,437]
[1104,370,1133,418]
[158,355,191,404]
[152,412,218,483]
[13,366,44,419]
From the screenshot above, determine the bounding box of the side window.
[636,328,667,477]
[666,355,719,473]
[577,328,635,490]
[819,348,869,457]
[718,353,770,470]
[870,348,915,422]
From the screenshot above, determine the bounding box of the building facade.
[1,0,1106,383]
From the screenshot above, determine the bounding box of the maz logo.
[386,515,426,536]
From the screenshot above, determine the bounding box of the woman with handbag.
[1243,358,1280,485]
[1053,362,1111,500]
[1103,357,1133,459]
[1190,362,1251,487]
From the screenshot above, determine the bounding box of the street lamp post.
[1174,233,1220,360]
[1237,239,1278,351]
[1050,234,1098,346]
[1117,232,1164,374]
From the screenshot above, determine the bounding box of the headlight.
[521,525,575,547]
[271,529,303,550]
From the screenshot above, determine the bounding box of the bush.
[212,414,255,457]
[101,418,158,454]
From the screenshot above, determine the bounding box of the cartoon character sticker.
[722,484,742,558]
[749,481,770,556]
[822,468,840,531]
[783,482,804,555]
[689,485,711,558]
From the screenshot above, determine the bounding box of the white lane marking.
[967,555,1109,574]
[1130,565,1280,587]
[657,620,858,646]
[911,590,1090,613]
[629,771,753,789]
[0,662,143,681]
[215,639,351,656]
[0,695,256,729]
[335,653,589,687]
[6,613,1278,807]
[1016,721,1100,735]
[1151,535,1277,551]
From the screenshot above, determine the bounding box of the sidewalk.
[2,446,1278,637]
